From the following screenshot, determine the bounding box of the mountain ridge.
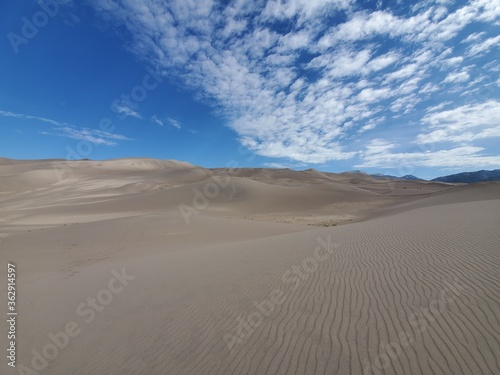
[431,169,500,183]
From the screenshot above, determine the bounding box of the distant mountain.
[370,173,393,178]
[431,169,500,183]
[400,175,421,181]
[345,170,366,174]
[324,168,500,183]
[370,173,422,181]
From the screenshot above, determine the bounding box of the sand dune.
[0,158,499,375]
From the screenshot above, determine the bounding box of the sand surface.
[1,158,499,374]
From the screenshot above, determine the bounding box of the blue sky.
[0,0,499,179]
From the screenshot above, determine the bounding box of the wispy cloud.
[167,117,181,129]
[461,31,486,43]
[88,0,500,166]
[0,110,63,126]
[358,100,500,168]
[0,110,131,146]
[466,35,500,57]
[443,70,470,84]
[262,162,290,169]
[151,115,163,126]
[417,100,500,144]
[358,141,500,169]
[40,127,130,146]
[111,102,142,119]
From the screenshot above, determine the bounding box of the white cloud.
[357,87,393,103]
[88,0,500,165]
[461,31,486,43]
[385,63,420,82]
[317,3,483,47]
[308,48,372,78]
[262,0,353,21]
[0,109,130,146]
[442,56,464,67]
[417,100,500,143]
[278,29,311,51]
[422,100,500,129]
[443,70,470,83]
[262,162,290,169]
[390,94,421,113]
[318,11,402,47]
[358,143,500,168]
[426,101,453,112]
[111,102,142,119]
[366,52,400,72]
[151,115,163,126]
[467,35,500,57]
[167,117,182,129]
[358,116,386,133]
[363,139,395,156]
[419,82,440,94]
[42,127,130,146]
[0,110,62,126]
[359,100,500,169]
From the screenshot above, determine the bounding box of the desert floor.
[1,158,499,375]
